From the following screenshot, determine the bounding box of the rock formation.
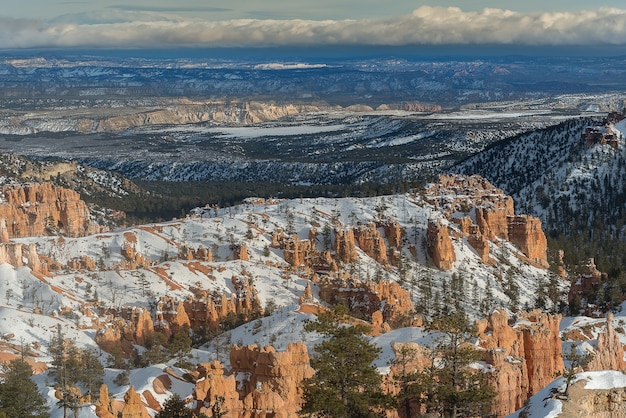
[271,229,336,272]
[333,228,358,264]
[272,218,403,273]
[120,386,151,418]
[94,102,321,133]
[0,219,8,243]
[568,258,603,304]
[95,384,117,418]
[354,222,388,265]
[517,371,626,418]
[318,276,414,324]
[466,225,491,263]
[193,361,242,417]
[383,309,565,418]
[558,374,626,417]
[232,242,249,261]
[95,307,155,353]
[425,174,548,267]
[477,311,564,416]
[586,313,626,372]
[381,220,403,249]
[477,309,565,417]
[0,242,48,275]
[96,276,263,353]
[229,342,315,418]
[507,215,549,267]
[66,255,96,271]
[120,241,151,270]
[0,183,94,238]
[154,298,191,337]
[426,220,456,270]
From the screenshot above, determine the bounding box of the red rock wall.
[0,183,94,238]
[425,174,548,268]
[0,242,48,275]
[334,228,358,264]
[507,215,549,267]
[354,222,388,265]
[229,342,314,418]
[318,276,414,324]
[586,313,626,372]
[426,220,456,270]
[478,310,565,417]
[193,361,242,418]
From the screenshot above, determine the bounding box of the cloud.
[108,5,231,13]
[1,6,626,49]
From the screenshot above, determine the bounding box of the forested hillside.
[454,113,626,304]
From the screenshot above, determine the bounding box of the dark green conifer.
[302,306,394,418]
[0,358,50,418]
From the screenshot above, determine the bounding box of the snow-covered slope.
[1,191,565,417]
[453,115,626,239]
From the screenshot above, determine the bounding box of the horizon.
[2,44,626,61]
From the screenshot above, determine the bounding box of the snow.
[506,377,565,418]
[199,124,347,139]
[582,370,626,390]
[507,371,626,417]
[0,191,570,416]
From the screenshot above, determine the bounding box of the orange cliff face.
[507,215,549,268]
[424,174,549,269]
[0,183,96,238]
[229,342,315,418]
[585,313,626,372]
[477,309,565,417]
[318,276,414,327]
[0,242,48,275]
[426,220,456,270]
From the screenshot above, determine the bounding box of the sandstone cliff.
[93,102,321,133]
[229,342,315,418]
[425,174,549,268]
[508,215,549,268]
[559,374,626,418]
[354,222,388,265]
[477,309,564,417]
[518,371,626,418]
[586,314,626,373]
[0,183,95,238]
[0,242,48,275]
[96,278,263,353]
[318,275,414,325]
[426,220,456,270]
[192,361,242,417]
[95,307,155,354]
[272,219,400,273]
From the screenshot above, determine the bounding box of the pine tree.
[155,394,194,418]
[156,393,208,418]
[390,344,431,418]
[79,349,104,398]
[562,345,593,396]
[0,358,50,418]
[426,311,495,417]
[168,327,193,368]
[302,306,394,418]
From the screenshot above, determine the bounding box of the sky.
[1,1,626,49]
